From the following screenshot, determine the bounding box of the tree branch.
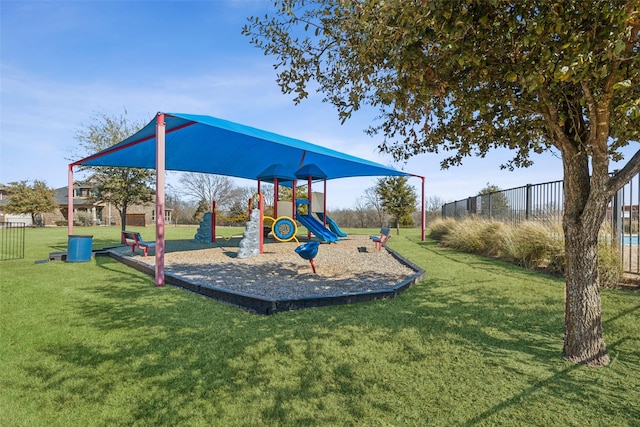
[608,149,640,194]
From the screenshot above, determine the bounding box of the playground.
[108,232,423,314]
[68,112,426,289]
[107,187,424,313]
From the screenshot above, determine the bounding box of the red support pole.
[323,179,327,226]
[155,113,166,287]
[421,176,426,241]
[211,200,216,243]
[292,180,297,220]
[259,193,264,254]
[67,165,74,236]
[307,176,312,240]
[274,178,279,217]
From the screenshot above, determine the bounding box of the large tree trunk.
[562,217,610,366]
[561,150,610,366]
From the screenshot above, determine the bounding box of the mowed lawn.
[1,226,638,426]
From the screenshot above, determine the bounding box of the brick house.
[0,179,171,227]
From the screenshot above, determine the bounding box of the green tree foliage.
[193,198,210,223]
[375,176,417,234]
[278,184,310,202]
[73,111,155,234]
[244,1,640,366]
[5,180,55,225]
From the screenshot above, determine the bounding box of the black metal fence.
[0,222,26,261]
[442,174,640,274]
[442,179,565,226]
[610,173,640,274]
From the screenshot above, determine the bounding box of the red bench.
[122,231,155,257]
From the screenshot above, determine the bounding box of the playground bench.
[122,231,155,257]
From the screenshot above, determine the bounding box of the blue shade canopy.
[72,113,412,181]
[257,164,297,183]
[295,164,327,180]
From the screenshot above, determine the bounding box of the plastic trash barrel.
[67,235,93,262]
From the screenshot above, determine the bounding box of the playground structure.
[203,192,334,272]
[206,195,348,244]
[207,180,349,248]
[295,200,339,243]
[68,112,426,287]
[233,193,320,272]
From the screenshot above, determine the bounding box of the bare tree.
[178,173,238,210]
[425,195,445,225]
[353,196,370,228]
[166,184,197,225]
[363,186,385,228]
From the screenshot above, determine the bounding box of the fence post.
[612,188,622,249]
[525,184,532,220]
[467,197,476,217]
[488,193,493,220]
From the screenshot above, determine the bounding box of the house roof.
[71,113,414,181]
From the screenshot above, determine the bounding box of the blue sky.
[1,1,631,209]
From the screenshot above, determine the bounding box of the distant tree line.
[167,173,442,230]
[2,171,443,230]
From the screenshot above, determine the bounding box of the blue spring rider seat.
[295,241,320,274]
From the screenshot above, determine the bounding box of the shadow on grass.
[26,257,259,424]
[43,236,122,253]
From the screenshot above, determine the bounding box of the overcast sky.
[1,1,634,210]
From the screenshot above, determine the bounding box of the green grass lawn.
[1,226,638,426]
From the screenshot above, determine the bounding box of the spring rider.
[295,241,320,274]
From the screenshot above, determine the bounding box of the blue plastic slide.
[315,212,348,238]
[296,212,340,242]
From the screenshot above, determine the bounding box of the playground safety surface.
[105,234,424,315]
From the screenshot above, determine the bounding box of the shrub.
[74,211,94,226]
[443,218,497,255]
[428,218,457,241]
[501,222,564,271]
[476,220,508,257]
[435,218,621,287]
[400,213,415,227]
[55,220,68,226]
[598,242,622,288]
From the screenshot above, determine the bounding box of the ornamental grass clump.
[501,221,564,271]
[431,217,622,287]
[428,218,457,241]
[597,241,623,288]
[440,218,487,254]
[431,218,507,257]
[476,220,509,258]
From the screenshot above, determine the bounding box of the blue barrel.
[67,235,93,262]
